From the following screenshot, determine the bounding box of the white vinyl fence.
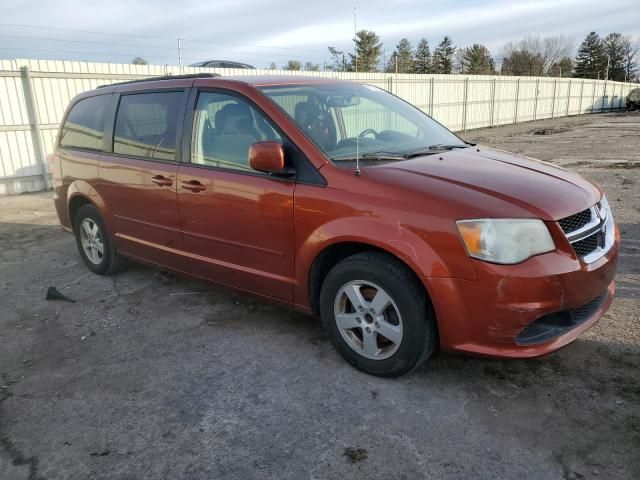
[0,58,638,194]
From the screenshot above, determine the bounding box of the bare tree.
[303,61,320,72]
[542,35,574,74]
[621,35,639,82]
[500,35,573,76]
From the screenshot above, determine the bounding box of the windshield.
[258,83,467,165]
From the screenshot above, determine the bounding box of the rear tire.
[319,251,437,377]
[73,204,127,275]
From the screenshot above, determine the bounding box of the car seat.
[294,100,336,151]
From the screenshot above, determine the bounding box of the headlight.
[598,195,610,221]
[456,218,555,264]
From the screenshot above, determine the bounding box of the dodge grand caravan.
[51,74,619,377]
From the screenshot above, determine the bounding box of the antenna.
[353,7,358,74]
[353,6,360,176]
[355,83,360,176]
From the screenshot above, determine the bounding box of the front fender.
[294,216,477,308]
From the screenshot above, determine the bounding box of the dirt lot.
[1,112,639,480]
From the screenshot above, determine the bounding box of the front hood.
[366,146,601,220]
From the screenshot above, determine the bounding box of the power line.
[0,23,327,53]
[0,47,190,61]
[0,34,174,50]
[0,35,325,60]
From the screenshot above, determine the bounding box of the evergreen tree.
[282,60,302,71]
[604,33,627,81]
[414,38,432,74]
[393,38,414,73]
[349,30,383,72]
[574,32,606,79]
[433,36,456,74]
[385,52,398,73]
[328,46,346,72]
[457,44,495,74]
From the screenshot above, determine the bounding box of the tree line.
[274,31,639,81]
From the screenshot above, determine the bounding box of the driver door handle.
[181,180,206,192]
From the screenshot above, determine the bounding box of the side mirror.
[249,141,285,173]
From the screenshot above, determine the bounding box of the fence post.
[533,78,540,120]
[617,83,622,110]
[490,78,497,127]
[513,78,520,124]
[19,67,50,190]
[462,77,469,131]
[551,79,557,118]
[578,80,584,114]
[565,79,571,116]
[591,80,596,113]
[429,77,434,117]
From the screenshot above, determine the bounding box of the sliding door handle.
[151,175,173,187]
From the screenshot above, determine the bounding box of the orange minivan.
[52,74,619,376]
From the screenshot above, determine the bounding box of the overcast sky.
[2,0,639,68]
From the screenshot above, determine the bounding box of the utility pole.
[605,55,610,80]
[177,38,182,68]
[353,6,358,73]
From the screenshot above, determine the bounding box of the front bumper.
[426,225,619,358]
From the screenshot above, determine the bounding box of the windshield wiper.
[331,151,407,162]
[404,144,469,158]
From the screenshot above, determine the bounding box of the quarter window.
[113,92,183,161]
[59,95,110,151]
[191,92,281,172]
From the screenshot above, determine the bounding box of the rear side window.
[113,91,183,161]
[59,95,110,151]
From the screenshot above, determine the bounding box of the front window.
[191,91,282,172]
[259,83,466,166]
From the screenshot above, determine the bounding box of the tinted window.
[60,95,110,151]
[114,92,183,161]
[192,92,281,172]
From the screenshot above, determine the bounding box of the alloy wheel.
[333,280,404,360]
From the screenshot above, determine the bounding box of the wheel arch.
[66,180,110,232]
[306,239,435,317]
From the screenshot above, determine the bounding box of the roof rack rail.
[97,73,220,89]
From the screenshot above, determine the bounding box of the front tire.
[319,252,437,377]
[73,204,127,275]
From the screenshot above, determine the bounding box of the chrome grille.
[558,199,614,263]
[558,209,592,234]
[572,233,601,257]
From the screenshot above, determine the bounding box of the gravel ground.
[1,112,639,480]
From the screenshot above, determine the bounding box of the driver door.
[177,90,296,302]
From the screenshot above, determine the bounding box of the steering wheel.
[358,128,378,139]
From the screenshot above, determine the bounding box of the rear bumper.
[53,189,71,231]
[426,227,619,358]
